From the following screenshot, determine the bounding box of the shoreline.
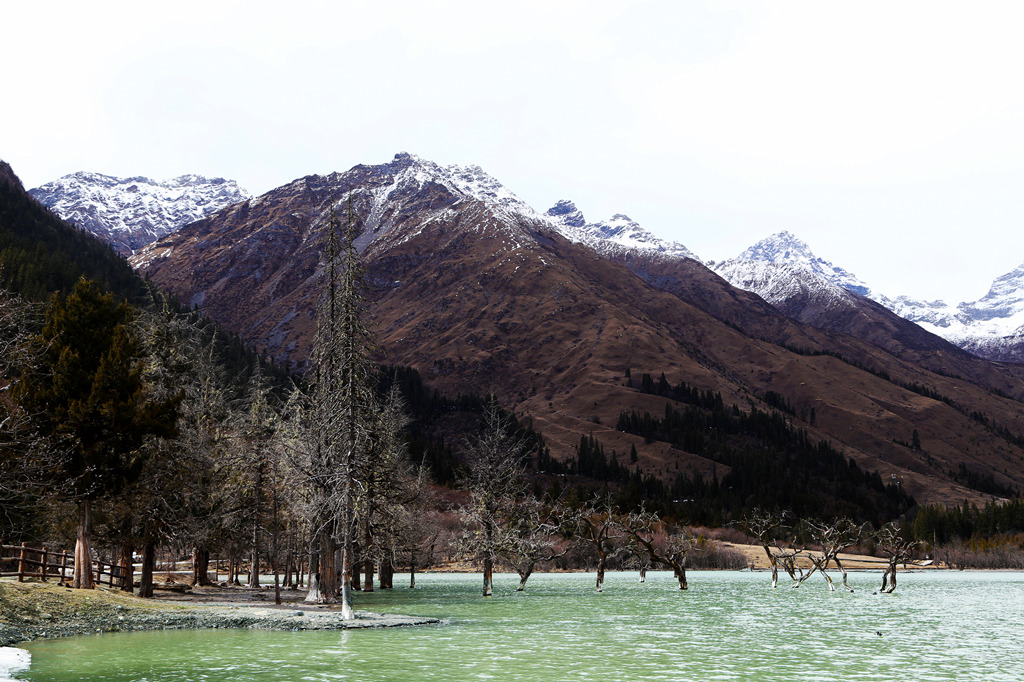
[0,581,439,649]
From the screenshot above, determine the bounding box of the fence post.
[41,548,49,582]
[18,542,28,582]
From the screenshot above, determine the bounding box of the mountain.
[29,172,249,255]
[722,231,871,296]
[0,160,147,302]
[718,231,1024,363]
[131,152,1024,507]
[881,263,1024,363]
[546,200,698,261]
[712,232,979,368]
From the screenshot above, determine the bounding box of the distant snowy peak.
[719,228,1024,362]
[715,259,853,309]
[731,231,870,296]
[545,200,698,261]
[961,261,1024,324]
[30,172,250,254]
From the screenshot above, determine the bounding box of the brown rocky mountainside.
[134,153,1024,505]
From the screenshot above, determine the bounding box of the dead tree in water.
[735,509,802,587]
[796,518,864,592]
[567,497,622,592]
[499,500,567,591]
[459,401,529,596]
[623,509,696,590]
[876,522,918,593]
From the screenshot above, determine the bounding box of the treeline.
[911,498,1024,545]
[613,373,914,526]
[0,180,145,301]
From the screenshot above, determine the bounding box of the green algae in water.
[18,571,1024,681]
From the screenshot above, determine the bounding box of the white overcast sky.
[4,0,1024,304]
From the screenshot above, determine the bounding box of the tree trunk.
[138,540,156,599]
[483,555,494,596]
[517,565,533,592]
[305,549,324,603]
[352,560,362,591]
[305,534,338,604]
[118,542,134,592]
[675,557,688,590]
[339,536,354,619]
[409,553,416,589]
[639,566,647,583]
[191,545,211,587]
[834,557,854,592]
[283,550,294,589]
[72,500,95,589]
[249,540,261,588]
[596,554,606,593]
[363,558,374,592]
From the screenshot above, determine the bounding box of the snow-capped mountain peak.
[30,172,250,255]
[545,200,698,261]
[728,231,870,297]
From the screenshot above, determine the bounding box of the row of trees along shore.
[5,197,1024,612]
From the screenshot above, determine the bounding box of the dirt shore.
[0,580,439,648]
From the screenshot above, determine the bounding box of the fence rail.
[0,542,132,587]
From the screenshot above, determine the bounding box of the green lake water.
[14,570,1024,681]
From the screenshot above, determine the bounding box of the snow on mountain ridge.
[720,228,1024,362]
[30,172,250,255]
[544,200,698,261]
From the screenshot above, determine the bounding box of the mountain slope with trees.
[134,153,1024,506]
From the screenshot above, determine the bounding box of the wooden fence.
[0,542,132,587]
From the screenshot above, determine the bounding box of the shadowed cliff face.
[133,154,1024,504]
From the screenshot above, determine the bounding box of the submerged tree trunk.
[379,559,393,589]
[834,557,854,592]
[73,500,95,590]
[409,553,416,589]
[674,554,689,590]
[516,564,533,591]
[881,558,898,593]
[363,558,374,592]
[483,555,494,596]
[596,554,607,593]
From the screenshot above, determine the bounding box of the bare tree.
[796,518,864,592]
[499,499,567,591]
[566,496,622,593]
[875,522,918,593]
[735,508,803,588]
[623,508,697,590]
[459,401,529,596]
